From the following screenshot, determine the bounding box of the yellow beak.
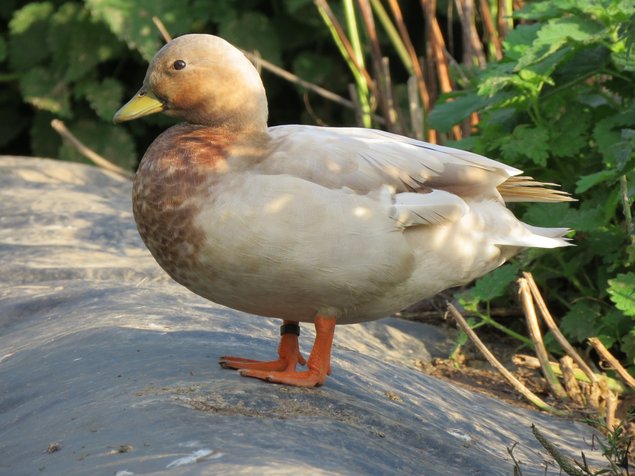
[113,88,164,123]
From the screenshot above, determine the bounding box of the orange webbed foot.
[219,321,306,373]
[220,316,336,388]
[238,368,327,387]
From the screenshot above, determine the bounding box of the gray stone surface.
[0,157,604,475]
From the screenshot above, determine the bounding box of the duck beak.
[113,88,164,124]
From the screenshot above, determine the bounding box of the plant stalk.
[518,278,569,400]
[513,354,628,395]
[522,272,599,385]
[447,304,566,415]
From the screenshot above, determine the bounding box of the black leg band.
[280,323,300,336]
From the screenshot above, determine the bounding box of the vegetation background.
[1,1,633,375]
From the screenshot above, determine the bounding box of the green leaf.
[220,12,282,65]
[502,24,541,60]
[286,0,325,28]
[428,93,489,133]
[87,0,201,61]
[30,111,61,158]
[608,272,635,317]
[19,67,72,118]
[8,2,53,71]
[621,329,635,366]
[560,301,600,343]
[517,17,605,70]
[597,309,633,343]
[292,52,334,87]
[443,136,478,152]
[48,3,81,72]
[575,170,617,194]
[523,202,601,232]
[48,2,122,82]
[586,227,627,271]
[0,36,7,63]
[545,101,590,158]
[0,100,27,147]
[551,45,611,86]
[8,1,52,34]
[500,124,550,166]
[477,63,517,97]
[612,48,635,72]
[531,49,574,78]
[79,78,125,122]
[514,0,574,20]
[459,262,520,305]
[59,120,136,171]
[608,129,635,172]
[197,0,238,25]
[593,108,635,171]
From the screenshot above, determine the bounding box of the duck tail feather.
[498,176,576,203]
[495,224,573,249]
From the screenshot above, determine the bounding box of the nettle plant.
[430,0,635,367]
[1,0,345,166]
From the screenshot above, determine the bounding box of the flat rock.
[0,157,605,475]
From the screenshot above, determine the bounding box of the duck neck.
[187,77,269,135]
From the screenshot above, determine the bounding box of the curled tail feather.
[497,176,576,203]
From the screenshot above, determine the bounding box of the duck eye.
[173,60,186,70]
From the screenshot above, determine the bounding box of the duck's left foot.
[238,368,327,387]
[223,315,336,388]
[219,321,306,372]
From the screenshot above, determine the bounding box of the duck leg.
[222,315,336,387]
[219,320,306,372]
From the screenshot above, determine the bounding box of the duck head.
[113,34,268,133]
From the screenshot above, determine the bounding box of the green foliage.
[608,272,635,317]
[457,263,534,346]
[219,11,283,65]
[0,0,342,164]
[459,263,520,310]
[3,0,134,165]
[85,0,207,61]
[431,0,635,368]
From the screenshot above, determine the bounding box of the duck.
[113,34,573,388]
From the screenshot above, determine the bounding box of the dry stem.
[380,57,403,133]
[454,0,487,68]
[588,337,635,389]
[560,355,584,405]
[152,16,172,43]
[357,0,401,133]
[422,0,463,140]
[518,278,568,400]
[605,389,619,431]
[386,0,431,117]
[50,120,134,180]
[407,76,424,140]
[512,354,628,395]
[523,272,598,385]
[447,303,565,415]
[478,0,503,59]
[314,0,375,88]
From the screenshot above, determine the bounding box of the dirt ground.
[398,296,635,471]
[405,312,553,411]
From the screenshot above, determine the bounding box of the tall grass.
[313,0,514,143]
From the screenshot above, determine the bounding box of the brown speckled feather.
[132,124,233,286]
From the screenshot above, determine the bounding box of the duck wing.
[263,125,521,202]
